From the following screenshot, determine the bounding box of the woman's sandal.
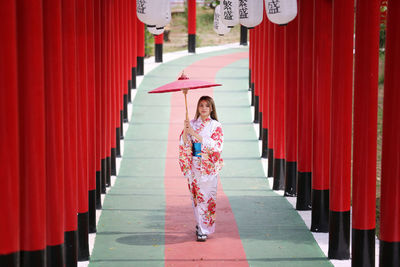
[196,225,207,242]
[196,233,207,242]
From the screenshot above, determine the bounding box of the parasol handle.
[182,89,189,121]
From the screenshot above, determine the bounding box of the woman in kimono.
[179,95,224,242]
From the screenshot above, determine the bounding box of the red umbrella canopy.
[148,73,222,120]
[148,73,222,94]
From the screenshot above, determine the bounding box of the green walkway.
[89,47,332,267]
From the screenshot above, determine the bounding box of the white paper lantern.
[156,0,171,29]
[265,0,297,25]
[239,0,264,28]
[214,5,231,36]
[137,0,169,27]
[221,0,239,28]
[147,25,164,35]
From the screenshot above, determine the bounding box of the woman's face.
[198,100,211,118]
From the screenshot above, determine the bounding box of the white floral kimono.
[179,117,224,235]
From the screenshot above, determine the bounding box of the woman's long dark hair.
[194,96,218,121]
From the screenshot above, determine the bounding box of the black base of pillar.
[249,69,251,90]
[101,159,106,193]
[120,110,124,140]
[380,240,400,267]
[77,212,89,261]
[128,81,132,103]
[329,210,350,259]
[47,243,65,267]
[284,161,297,197]
[155,43,163,63]
[311,189,330,232]
[0,252,19,267]
[268,149,274,177]
[137,57,144,75]
[106,156,111,187]
[273,158,285,190]
[95,170,102,209]
[88,189,97,233]
[258,112,263,140]
[64,230,78,267]
[240,25,248,45]
[296,171,312,210]
[111,147,117,176]
[261,128,268,158]
[123,94,128,123]
[254,95,259,123]
[132,67,137,89]
[21,249,45,267]
[116,128,121,157]
[352,228,375,267]
[251,83,254,106]
[188,34,196,53]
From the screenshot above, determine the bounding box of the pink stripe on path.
[164,52,249,267]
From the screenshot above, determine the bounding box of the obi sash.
[192,143,201,157]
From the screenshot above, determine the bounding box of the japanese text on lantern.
[223,1,234,20]
[239,0,249,19]
[137,0,146,14]
[268,0,281,14]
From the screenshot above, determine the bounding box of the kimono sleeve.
[201,122,224,169]
[178,130,193,177]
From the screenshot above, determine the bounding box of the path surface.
[89,47,332,267]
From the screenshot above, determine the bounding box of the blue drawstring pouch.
[192,143,201,157]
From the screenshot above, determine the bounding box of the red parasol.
[148,73,222,120]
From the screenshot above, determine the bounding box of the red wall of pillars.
[0,0,142,265]
[253,0,398,265]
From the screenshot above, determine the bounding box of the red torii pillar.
[253,25,260,124]
[136,20,145,75]
[17,0,47,265]
[155,34,164,63]
[94,0,103,210]
[76,0,90,261]
[131,0,138,92]
[250,29,255,106]
[188,0,196,53]
[311,0,332,233]
[86,0,97,235]
[0,1,19,266]
[114,0,123,164]
[62,0,79,265]
[272,24,285,190]
[100,0,108,194]
[43,0,65,265]
[284,14,298,197]
[121,0,129,124]
[267,21,275,178]
[352,0,380,265]
[329,0,354,259]
[249,28,253,95]
[127,0,132,100]
[117,0,125,148]
[105,0,112,189]
[111,0,119,179]
[296,0,313,211]
[257,19,265,139]
[380,0,400,265]
[261,18,269,159]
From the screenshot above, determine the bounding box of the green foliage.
[379,23,386,49]
[379,53,385,85]
[144,27,154,57]
[197,8,214,27]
